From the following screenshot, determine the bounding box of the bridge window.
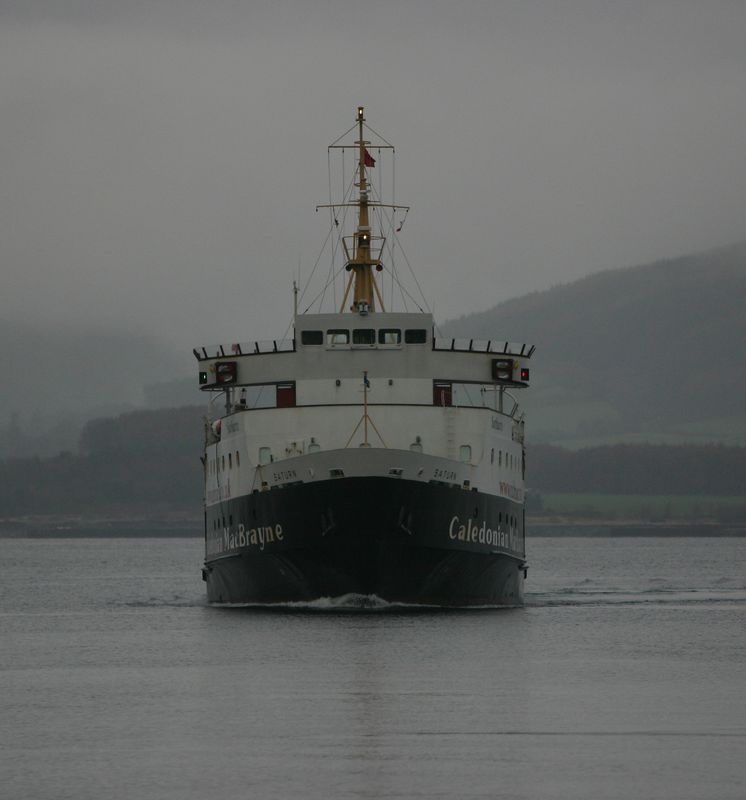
[327,329,349,346]
[301,330,323,345]
[378,328,401,345]
[405,329,427,344]
[352,329,375,345]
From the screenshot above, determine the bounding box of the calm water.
[1,536,744,800]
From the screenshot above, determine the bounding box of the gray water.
[1,536,744,799]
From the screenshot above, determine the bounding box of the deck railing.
[433,338,535,357]
[194,339,296,361]
[194,337,535,360]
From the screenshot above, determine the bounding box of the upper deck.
[194,312,534,389]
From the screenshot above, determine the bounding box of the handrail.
[194,336,534,361]
[194,339,296,361]
[432,338,534,356]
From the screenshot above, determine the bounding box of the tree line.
[528,443,746,496]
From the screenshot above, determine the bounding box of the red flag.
[364,148,376,168]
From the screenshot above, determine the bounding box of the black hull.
[203,478,526,607]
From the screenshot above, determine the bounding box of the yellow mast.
[348,106,376,314]
[319,107,408,315]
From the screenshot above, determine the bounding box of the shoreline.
[529,520,746,537]
[0,515,203,538]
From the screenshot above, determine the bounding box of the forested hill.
[442,242,746,446]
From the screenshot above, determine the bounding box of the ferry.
[194,107,533,606]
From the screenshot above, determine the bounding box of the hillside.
[0,320,194,458]
[442,242,746,445]
[0,407,204,517]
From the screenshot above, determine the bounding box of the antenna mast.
[319,106,409,315]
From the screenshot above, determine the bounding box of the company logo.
[206,522,284,556]
[448,515,518,551]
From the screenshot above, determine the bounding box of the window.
[499,450,502,467]
[258,447,272,465]
[222,455,225,470]
[240,384,277,409]
[405,329,427,344]
[327,329,349,345]
[460,445,472,463]
[228,453,232,469]
[301,330,323,345]
[308,442,320,453]
[236,451,240,467]
[378,328,401,345]
[352,329,375,345]
[490,448,494,464]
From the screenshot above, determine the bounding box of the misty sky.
[2,0,745,352]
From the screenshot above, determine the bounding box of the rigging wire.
[298,165,357,311]
[391,148,396,308]
[362,122,394,148]
[327,146,336,308]
[328,123,357,148]
[380,263,425,312]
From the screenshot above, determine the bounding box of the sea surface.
[1,535,744,799]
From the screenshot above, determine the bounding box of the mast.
[348,106,377,315]
[319,107,408,316]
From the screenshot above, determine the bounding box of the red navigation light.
[520,368,530,382]
[215,361,237,385]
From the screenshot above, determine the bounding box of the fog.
[2,0,745,353]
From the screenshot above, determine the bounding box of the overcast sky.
[2,0,744,353]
